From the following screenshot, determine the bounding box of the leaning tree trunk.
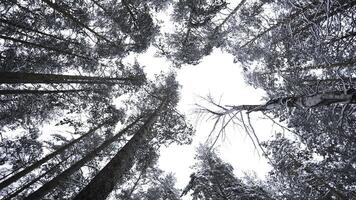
[72,98,168,200]
[3,153,72,200]
[24,117,141,200]
[0,117,116,190]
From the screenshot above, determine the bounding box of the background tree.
[181,145,272,200]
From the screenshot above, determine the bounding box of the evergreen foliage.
[1,0,355,199]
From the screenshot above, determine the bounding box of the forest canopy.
[0,0,355,199]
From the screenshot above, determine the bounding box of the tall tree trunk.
[0,118,115,190]
[0,89,94,95]
[0,72,144,85]
[3,153,72,200]
[72,98,168,200]
[24,116,141,200]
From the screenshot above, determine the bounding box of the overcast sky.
[137,47,281,194]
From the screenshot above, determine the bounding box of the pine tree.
[181,145,272,200]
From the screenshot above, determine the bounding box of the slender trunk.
[0,35,93,61]
[72,99,168,200]
[126,169,144,198]
[213,0,246,32]
[0,18,81,46]
[0,72,143,85]
[41,0,113,44]
[0,118,115,190]
[3,154,72,200]
[24,117,141,200]
[0,89,94,95]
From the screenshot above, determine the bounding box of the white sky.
[137,47,280,194]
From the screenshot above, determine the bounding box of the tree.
[263,136,353,199]
[156,0,229,66]
[0,115,121,191]
[72,74,193,200]
[24,115,140,200]
[116,146,182,200]
[181,145,272,200]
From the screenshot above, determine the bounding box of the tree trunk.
[0,118,115,190]
[0,72,143,85]
[24,117,141,200]
[0,89,94,95]
[3,153,72,200]
[226,89,356,113]
[213,0,246,32]
[72,99,168,200]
